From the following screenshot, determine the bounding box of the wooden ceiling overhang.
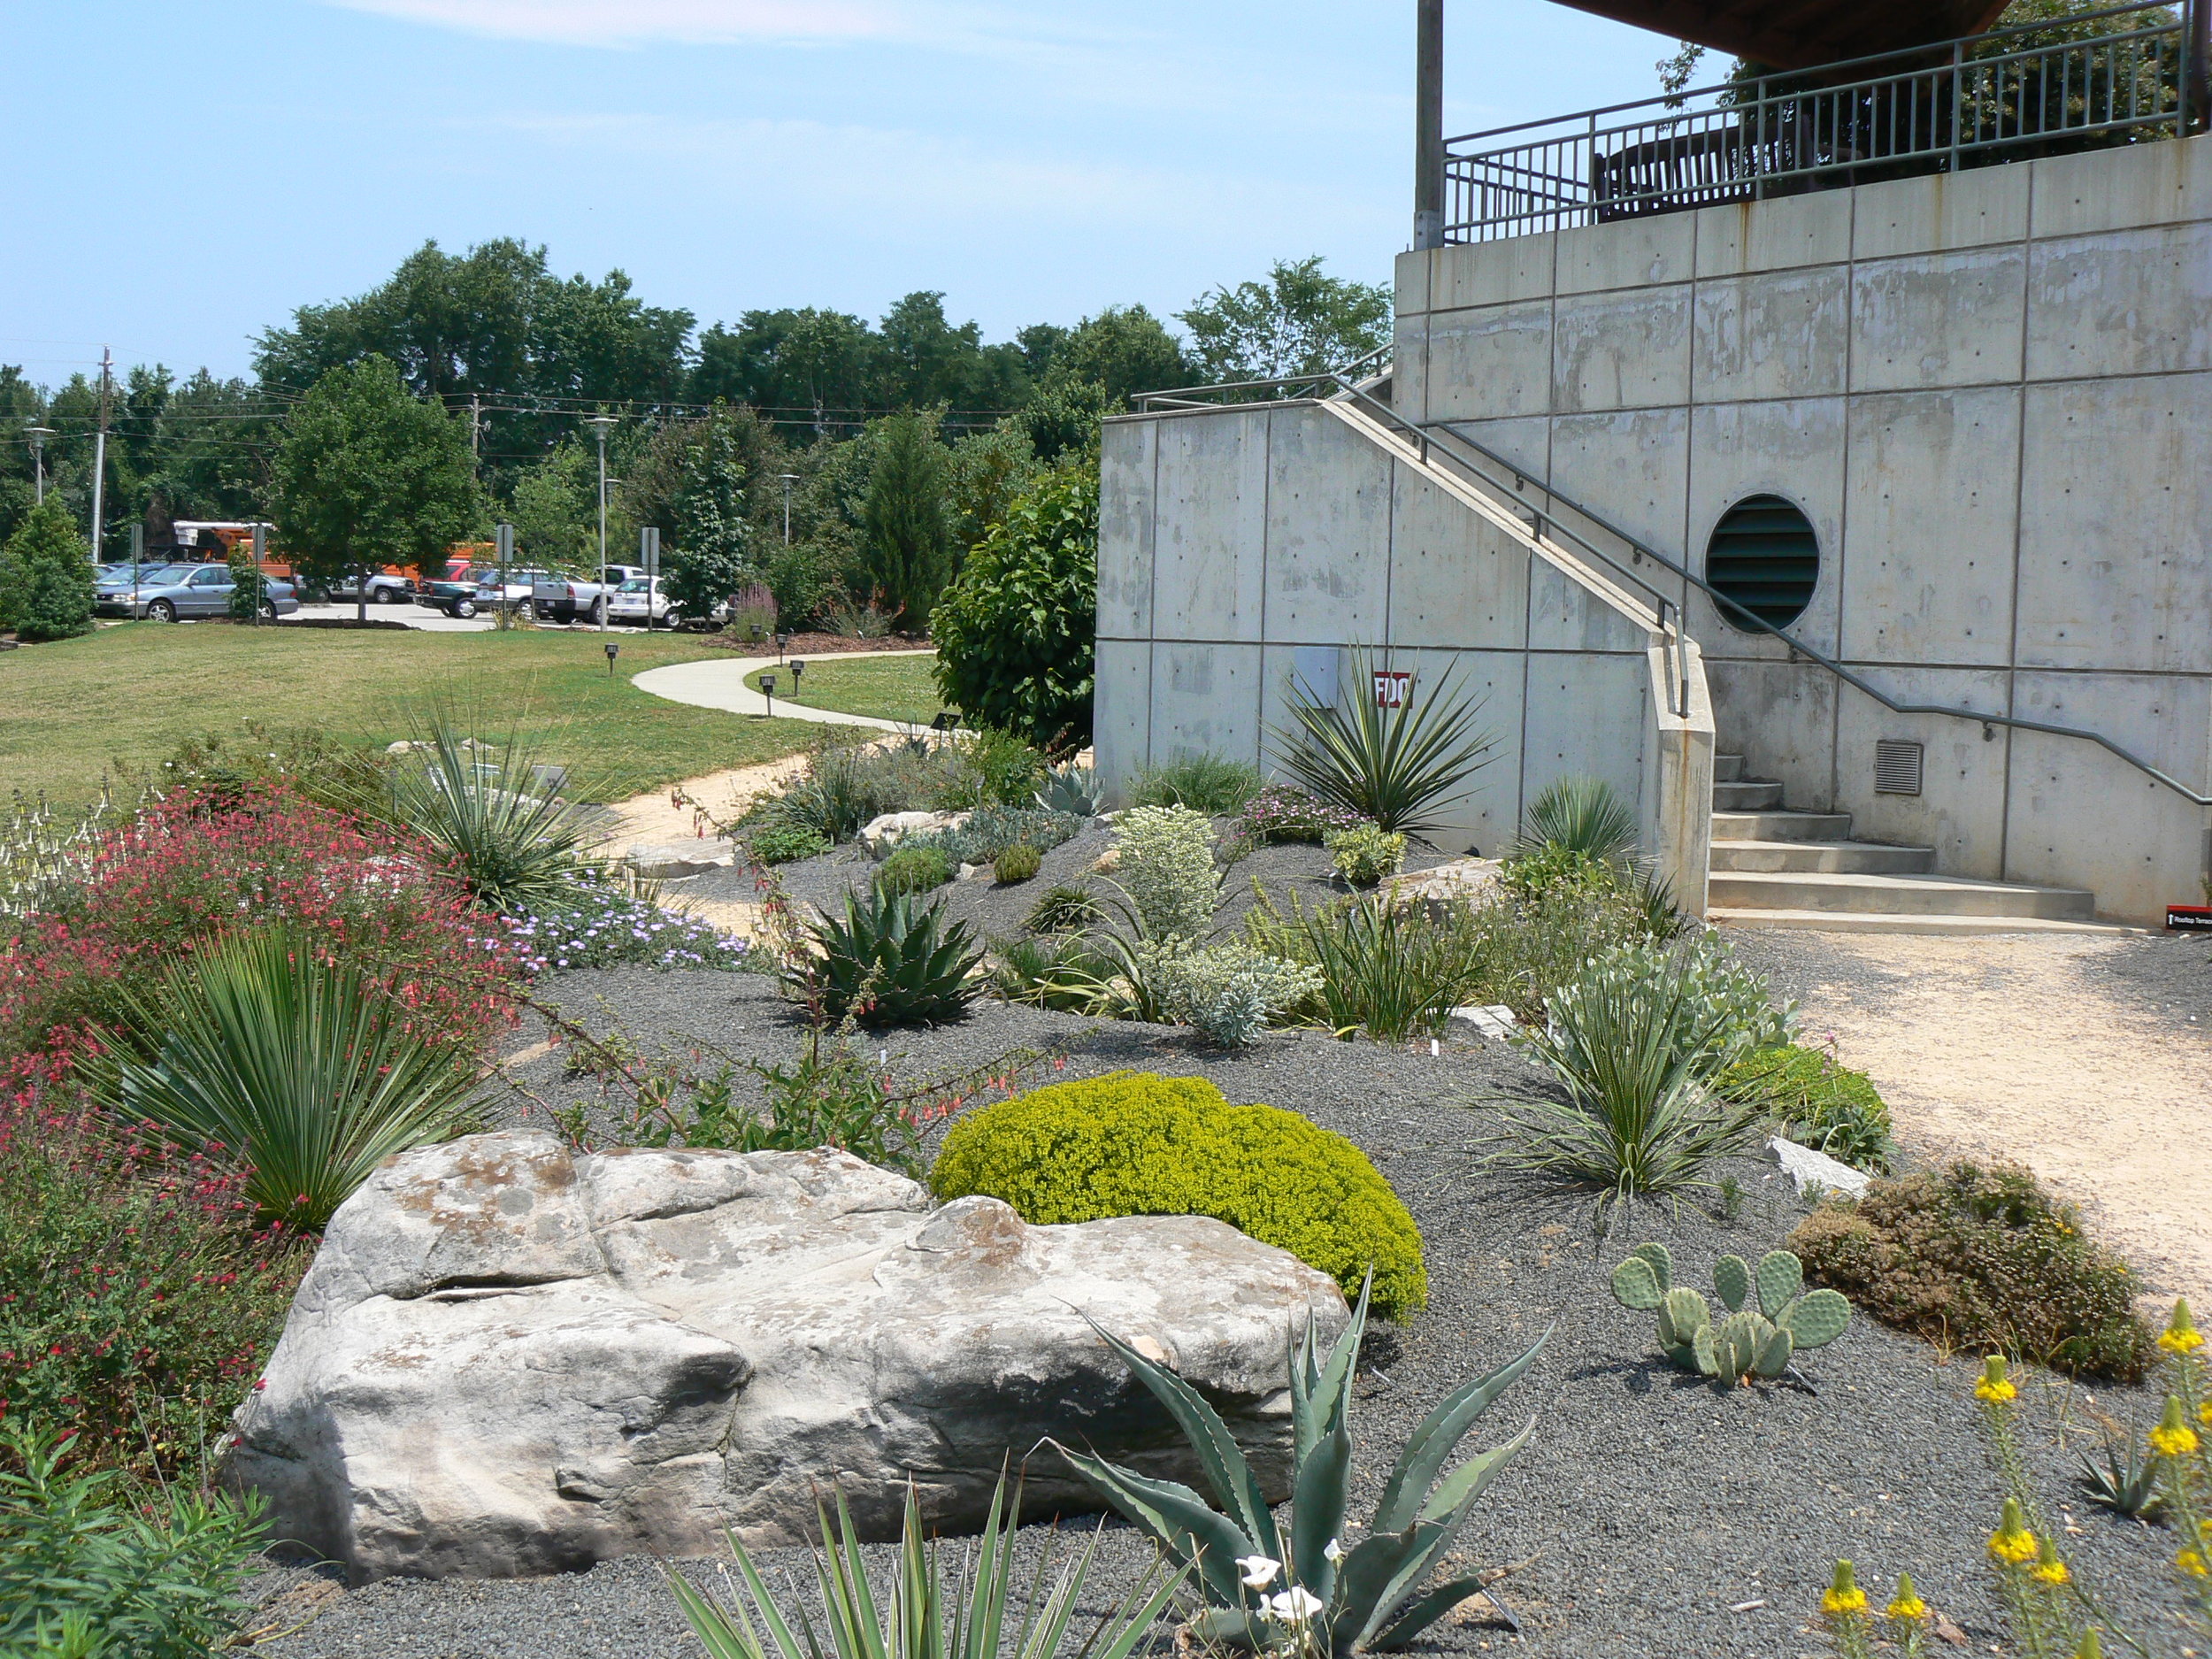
[1544,0,2016,71]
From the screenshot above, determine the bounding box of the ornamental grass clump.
[381,718,595,914]
[1243,889,1490,1042]
[1050,1281,1544,1655]
[1131,751,1264,817]
[876,842,953,896]
[930,1071,1426,1317]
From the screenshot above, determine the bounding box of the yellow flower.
[2032,1539,2070,1586]
[1820,1559,1870,1618]
[2178,1548,2208,1578]
[1975,1354,2018,1404]
[2158,1298,2204,1356]
[2199,1399,2212,1427]
[2149,1395,2201,1458]
[1885,1571,1928,1624]
[1988,1499,2039,1566]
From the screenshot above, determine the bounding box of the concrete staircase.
[1707,753,2109,933]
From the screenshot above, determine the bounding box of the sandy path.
[1770,933,2212,1306]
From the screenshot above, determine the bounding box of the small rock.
[1092,847,1123,874]
[1449,1004,1518,1041]
[957,862,989,881]
[624,844,733,879]
[384,740,426,756]
[860,810,963,849]
[1388,857,1502,906]
[1768,1135,1871,1201]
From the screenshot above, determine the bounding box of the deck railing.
[1444,0,2207,242]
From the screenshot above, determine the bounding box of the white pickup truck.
[531,565,647,625]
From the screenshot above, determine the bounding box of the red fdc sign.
[1372,670,1413,708]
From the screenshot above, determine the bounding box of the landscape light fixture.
[775,628,789,664]
[604,638,620,677]
[757,672,777,714]
[24,426,53,505]
[788,658,805,695]
[584,414,617,634]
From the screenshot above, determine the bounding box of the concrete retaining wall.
[1394,134,2212,923]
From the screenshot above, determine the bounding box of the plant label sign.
[1372,670,1412,709]
[2167,904,2212,931]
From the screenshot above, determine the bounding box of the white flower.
[1268,1588,1325,1622]
[1236,1555,1281,1589]
[1323,1538,1346,1566]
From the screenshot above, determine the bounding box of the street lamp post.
[25,426,54,506]
[779,473,799,545]
[585,415,616,634]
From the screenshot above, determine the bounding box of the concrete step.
[1713,779,1783,810]
[1713,751,1744,784]
[1711,908,2132,937]
[1708,868,2098,920]
[1709,838,1937,875]
[1711,810,1855,842]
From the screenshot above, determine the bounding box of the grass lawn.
[0,622,821,805]
[780,650,947,726]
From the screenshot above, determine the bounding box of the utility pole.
[586,414,615,634]
[1415,0,1447,250]
[470,394,482,462]
[26,426,53,504]
[780,472,799,544]
[89,347,112,563]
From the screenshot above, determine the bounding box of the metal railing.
[1444,0,2207,241]
[1123,370,2212,808]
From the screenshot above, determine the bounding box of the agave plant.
[1269,651,1494,838]
[96,926,482,1229]
[2077,1426,2167,1520]
[1034,762,1106,818]
[1051,1284,1547,1655]
[793,887,986,1028]
[665,1474,1183,1659]
[382,718,591,912]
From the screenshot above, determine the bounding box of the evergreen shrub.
[930,1070,1426,1317]
[877,843,953,895]
[0,499,96,642]
[993,842,1042,884]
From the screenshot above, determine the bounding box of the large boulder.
[227,1132,1348,1582]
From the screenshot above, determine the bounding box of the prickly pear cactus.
[1755,1250,1804,1318]
[1610,1242,1674,1310]
[1656,1287,1709,1361]
[1713,1255,1751,1313]
[1779,1287,1851,1348]
[1611,1244,1852,1385]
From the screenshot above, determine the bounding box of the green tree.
[931,458,1098,754]
[1012,379,1116,466]
[226,540,265,621]
[0,498,96,643]
[509,442,597,571]
[1179,257,1392,383]
[1052,305,1190,405]
[943,426,1041,561]
[269,357,484,620]
[861,412,950,628]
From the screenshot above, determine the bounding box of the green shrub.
[924,804,1079,865]
[0,1421,265,1659]
[1154,945,1322,1048]
[1718,1042,1896,1172]
[994,842,1042,884]
[1233,784,1365,846]
[877,842,953,895]
[1790,1160,2156,1380]
[931,1071,1426,1317]
[1131,752,1264,816]
[987,933,1107,1011]
[771,738,967,843]
[1246,889,1484,1042]
[945,728,1047,810]
[791,887,984,1028]
[1025,883,1102,934]
[0,499,95,643]
[1325,823,1404,887]
[931,457,1098,755]
[1112,805,1218,944]
[749,821,831,865]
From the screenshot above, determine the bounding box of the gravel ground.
[248,952,2202,1658]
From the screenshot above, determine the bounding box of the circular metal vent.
[1706,494,1819,632]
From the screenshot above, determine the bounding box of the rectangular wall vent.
[1874,738,1924,796]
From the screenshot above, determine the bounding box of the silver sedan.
[109,564,301,622]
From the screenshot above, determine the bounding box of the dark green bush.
[791,887,984,1028]
[0,499,96,643]
[994,842,1041,884]
[944,729,1047,810]
[0,1421,265,1659]
[749,821,831,865]
[1132,752,1263,816]
[1718,1042,1896,1171]
[931,1070,1426,1317]
[1790,1159,2156,1380]
[877,842,953,895]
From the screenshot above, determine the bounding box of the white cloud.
[321,0,1099,52]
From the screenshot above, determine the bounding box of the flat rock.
[1767,1134,1871,1200]
[227,1133,1346,1583]
[1386,856,1502,906]
[860,810,966,849]
[624,842,733,879]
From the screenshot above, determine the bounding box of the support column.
[1415,0,1446,249]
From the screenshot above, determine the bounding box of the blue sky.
[1,1,1672,384]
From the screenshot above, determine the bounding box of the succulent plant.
[1611,1243,1850,1388]
[792,887,985,1028]
[2077,1427,2167,1520]
[1035,762,1105,817]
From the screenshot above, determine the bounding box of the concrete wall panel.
[1096,419,1156,640]
[1553,287,1693,411]
[1425,302,1553,421]
[1686,397,1847,660]
[1849,248,2027,392]
[1841,388,2019,665]
[1529,559,1659,656]
[1429,234,1556,311]
[1704,657,1839,811]
[1148,642,1263,769]
[1091,640,1153,797]
[1831,669,2012,878]
[1263,409,1392,644]
[1694,192,1852,277]
[1440,415,1549,480]
[1556,211,1694,294]
[1523,653,1652,823]
[2016,373,2212,674]
[1394,248,1432,319]
[2026,223,2212,380]
[1851,164,2030,260]
[1693,267,1850,402]
[1153,410,1270,643]
[1546,406,1691,576]
[1386,466,1532,651]
[1394,314,1431,425]
[2032,134,2212,238]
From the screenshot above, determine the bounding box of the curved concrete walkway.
[630,648,935,732]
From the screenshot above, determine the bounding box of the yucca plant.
[665,1474,1183,1659]
[794,887,985,1028]
[96,926,482,1229]
[383,718,592,912]
[1513,775,1640,865]
[1270,652,1494,837]
[1052,1284,1546,1655]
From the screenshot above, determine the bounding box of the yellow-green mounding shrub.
[928,1071,1427,1318]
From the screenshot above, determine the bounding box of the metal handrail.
[1121,371,2212,807]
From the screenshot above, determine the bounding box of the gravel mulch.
[248,949,2201,1658]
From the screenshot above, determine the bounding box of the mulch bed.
[692,630,933,657]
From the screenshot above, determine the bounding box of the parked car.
[532,565,646,625]
[327,570,418,604]
[94,564,192,617]
[604,576,682,627]
[469,567,553,612]
[415,577,487,618]
[122,564,300,622]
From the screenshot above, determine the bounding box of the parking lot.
[288,603,682,635]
